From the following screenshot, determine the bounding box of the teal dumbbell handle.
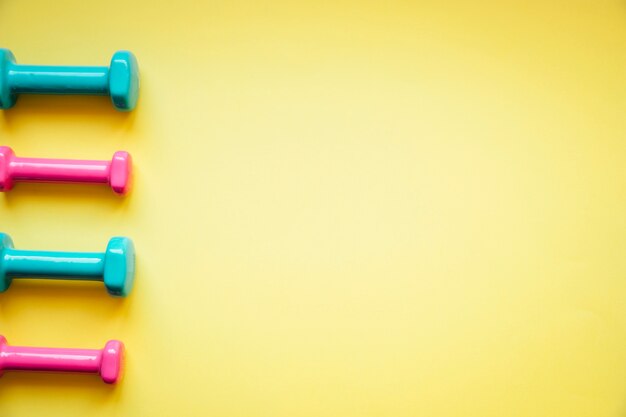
[0,233,135,297]
[0,49,139,111]
[9,65,109,95]
[3,249,105,280]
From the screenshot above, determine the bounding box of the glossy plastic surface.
[0,146,132,195]
[103,237,135,297]
[0,49,16,108]
[0,233,135,297]
[109,51,139,111]
[0,336,124,384]
[0,48,139,110]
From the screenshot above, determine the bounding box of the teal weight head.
[109,51,139,111]
[0,49,17,109]
[0,233,15,292]
[104,237,135,297]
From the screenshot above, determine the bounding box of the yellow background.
[1,1,626,415]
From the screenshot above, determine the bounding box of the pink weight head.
[109,151,132,195]
[0,146,132,195]
[0,146,15,191]
[101,340,125,384]
[0,335,125,384]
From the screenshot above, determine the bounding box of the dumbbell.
[0,49,139,110]
[0,335,124,384]
[0,233,135,297]
[0,146,132,195]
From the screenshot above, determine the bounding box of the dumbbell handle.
[8,64,109,95]
[2,248,104,280]
[1,345,103,373]
[6,155,111,184]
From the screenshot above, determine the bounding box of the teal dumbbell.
[0,49,139,111]
[0,233,135,297]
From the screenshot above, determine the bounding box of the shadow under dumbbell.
[0,95,136,133]
[0,182,131,209]
[0,371,119,395]
[0,280,130,315]
[0,373,119,414]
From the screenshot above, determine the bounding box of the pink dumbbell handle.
[9,157,110,183]
[0,336,124,384]
[1,345,102,373]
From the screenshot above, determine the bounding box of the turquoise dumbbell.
[0,233,135,296]
[0,49,139,111]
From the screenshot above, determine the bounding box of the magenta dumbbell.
[0,335,124,384]
[0,146,132,195]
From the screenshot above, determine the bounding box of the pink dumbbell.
[0,146,132,195]
[0,335,124,384]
